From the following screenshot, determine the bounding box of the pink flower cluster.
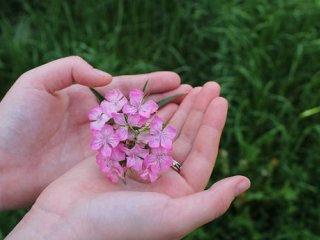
[89,88,176,183]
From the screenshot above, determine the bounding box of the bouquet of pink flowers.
[89,86,177,183]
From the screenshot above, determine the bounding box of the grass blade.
[156,94,184,108]
[299,107,320,118]
[90,88,105,103]
[142,80,149,92]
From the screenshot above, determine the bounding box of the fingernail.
[93,68,112,78]
[236,179,250,196]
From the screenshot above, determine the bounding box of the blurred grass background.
[0,0,320,239]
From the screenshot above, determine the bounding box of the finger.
[148,84,192,104]
[165,176,251,238]
[172,82,220,164]
[181,97,228,191]
[168,87,202,134]
[96,71,181,96]
[18,56,112,93]
[156,103,179,122]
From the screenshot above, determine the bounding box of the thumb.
[18,56,112,93]
[167,176,250,237]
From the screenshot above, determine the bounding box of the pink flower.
[112,113,145,138]
[110,143,126,161]
[123,89,158,118]
[113,112,142,127]
[91,124,120,157]
[101,89,127,114]
[96,154,124,183]
[140,162,160,182]
[127,113,148,127]
[89,87,177,184]
[88,106,111,130]
[112,113,128,141]
[144,147,174,172]
[148,116,176,149]
[125,144,149,171]
[113,112,126,125]
[137,131,150,144]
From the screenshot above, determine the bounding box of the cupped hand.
[0,56,190,209]
[9,83,250,240]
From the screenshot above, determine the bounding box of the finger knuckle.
[67,55,86,64]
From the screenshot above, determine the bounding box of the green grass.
[1,0,320,239]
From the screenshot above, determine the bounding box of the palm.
[34,82,229,239]
[1,85,98,179]
[0,57,188,208]
[3,83,189,192]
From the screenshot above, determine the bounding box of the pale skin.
[0,56,250,239]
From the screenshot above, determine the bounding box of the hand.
[0,56,190,209]
[7,83,250,240]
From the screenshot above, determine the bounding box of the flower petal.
[115,127,128,141]
[127,156,143,171]
[105,89,123,102]
[129,89,144,107]
[96,153,106,171]
[160,135,173,149]
[103,161,124,183]
[148,135,161,148]
[138,116,148,127]
[118,97,128,110]
[101,124,114,135]
[160,155,173,170]
[113,113,126,125]
[88,106,103,120]
[139,100,158,118]
[101,101,118,114]
[108,134,120,148]
[91,131,103,150]
[111,144,126,161]
[101,144,112,157]
[150,116,163,133]
[137,132,150,144]
[126,113,139,126]
[163,126,177,140]
[90,113,110,130]
[123,104,138,115]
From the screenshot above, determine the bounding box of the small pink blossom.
[112,112,126,125]
[125,144,149,171]
[149,116,176,149]
[96,154,124,183]
[123,89,158,118]
[115,127,128,141]
[137,131,150,144]
[113,112,145,127]
[140,162,160,182]
[110,144,126,161]
[91,124,120,157]
[89,87,177,184]
[101,89,127,114]
[112,113,128,141]
[88,106,110,130]
[127,113,148,127]
[144,147,174,172]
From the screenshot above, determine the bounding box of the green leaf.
[90,88,104,103]
[299,106,320,118]
[142,80,149,92]
[156,94,185,108]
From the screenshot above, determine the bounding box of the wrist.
[5,204,80,240]
[0,163,32,210]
